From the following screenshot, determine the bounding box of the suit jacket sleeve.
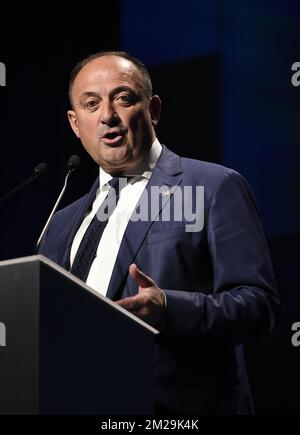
[162,170,280,345]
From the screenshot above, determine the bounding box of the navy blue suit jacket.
[39,145,279,414]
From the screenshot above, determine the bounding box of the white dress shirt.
[70,139,162,296]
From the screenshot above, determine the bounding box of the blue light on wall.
[121,0,218,66]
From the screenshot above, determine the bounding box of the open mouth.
[101,131,125,146]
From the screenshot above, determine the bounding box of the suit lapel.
[106,145,183,300]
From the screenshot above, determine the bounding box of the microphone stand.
[35,155,80,253]
[0,162,47,204]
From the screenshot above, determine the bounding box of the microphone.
[67,154,80,171]
[0,162,47,204]
[35,154,80,252]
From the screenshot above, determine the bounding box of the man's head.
[68,51,161,175]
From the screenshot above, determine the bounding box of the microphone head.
[67,154,80,171]
[34,162,47,176]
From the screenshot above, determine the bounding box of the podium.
[0,255,158,415]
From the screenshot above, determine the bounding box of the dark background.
[0,0,299,414]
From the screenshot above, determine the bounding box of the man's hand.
[115,264,166,329]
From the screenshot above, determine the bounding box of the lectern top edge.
[0,254,159,335]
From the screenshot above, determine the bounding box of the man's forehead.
[85,55,133,72]
[74,56,142,90]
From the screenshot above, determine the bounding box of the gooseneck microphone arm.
[35,155,80,253]
[0,162,47,204]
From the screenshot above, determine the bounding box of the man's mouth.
[101,130,125,146]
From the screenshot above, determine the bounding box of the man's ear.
[149,95,161,127]
[67,110,80,138]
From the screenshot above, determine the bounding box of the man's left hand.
[115,263,166,329]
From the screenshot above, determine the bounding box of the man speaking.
[39,51,280,414]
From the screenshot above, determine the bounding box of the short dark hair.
[68,51,153,107]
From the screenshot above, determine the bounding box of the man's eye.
[116,94,133,104]
[85,100,98,109]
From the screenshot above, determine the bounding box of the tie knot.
[108,176,132,192]
[108,177,121,189]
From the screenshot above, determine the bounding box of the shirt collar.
[98,138,162,191]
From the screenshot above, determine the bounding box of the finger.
[115,295,145,312]
[129,263,154,288]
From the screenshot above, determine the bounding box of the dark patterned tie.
[70,177,125,282]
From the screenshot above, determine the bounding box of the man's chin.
[96,151,134,173]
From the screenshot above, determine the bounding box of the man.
[39,51,280,414]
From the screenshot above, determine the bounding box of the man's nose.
[100,100,119,126]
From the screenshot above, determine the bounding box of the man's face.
[68,55,161,175]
